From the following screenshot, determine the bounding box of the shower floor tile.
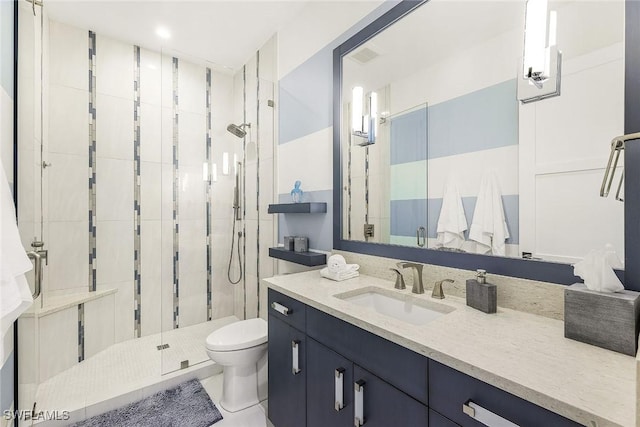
[31,316,239,426]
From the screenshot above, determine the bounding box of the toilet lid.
[206,318,267,351]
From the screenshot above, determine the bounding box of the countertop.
[264,271,636,427]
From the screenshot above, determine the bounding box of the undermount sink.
[334,287,455,325]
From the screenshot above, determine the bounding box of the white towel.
[0,161,33,337]
[468,171,510,256]
[327,254,359,275]
[436,178,467,249]
[320,267,359,282]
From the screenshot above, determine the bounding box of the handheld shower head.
[226,123,251,138]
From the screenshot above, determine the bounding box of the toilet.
[205,318,268,412]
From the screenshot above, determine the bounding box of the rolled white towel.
[320,267,359,282]
[327,254,360,274]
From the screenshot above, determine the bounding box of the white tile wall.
[96,158,134,221]
[106,281,135,343]
[49,21,88,91]
[140,220,161,337]
[139,103,162,163]
[178,165,206,221]
[178,111,206,166]
[178,219,206,274]
[47,153,88,222]
[48,221,88,291]
[96,36,134,100]
[140,49,161,107]
[178,61,206,115]
[179,270,207,328]
[140,161,162,221]
[96,94,134,160]
[96,220,134,285]
[48,85,89,156]
[39,306,78,381]
[84,294,115,359]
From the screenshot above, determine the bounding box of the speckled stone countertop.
[264,271,636,427]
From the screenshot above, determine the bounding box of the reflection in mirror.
[340,0,624,264]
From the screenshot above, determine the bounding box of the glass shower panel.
[16,1,44,421]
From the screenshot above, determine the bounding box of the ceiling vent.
[350,47,380,64]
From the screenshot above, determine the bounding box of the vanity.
[265,272,635,427]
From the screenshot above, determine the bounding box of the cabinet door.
[352,365,429,427]
[307,338,353,427]
[268,315,306,427]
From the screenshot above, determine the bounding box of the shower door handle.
[26,250,47,299]
[416,227,426,247]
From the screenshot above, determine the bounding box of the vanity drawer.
[428,360,581,427]
[306,305,428,405]
[268,289,306,331]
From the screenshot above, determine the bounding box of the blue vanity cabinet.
[268,289,308,427]
[428,360,581,427]
[306,338,354,427]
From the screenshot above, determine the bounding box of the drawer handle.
[463,401,519,427]
[271,302,291,316]
[354,379,366,426]
[335,368,345,411]
[291,340,301,375]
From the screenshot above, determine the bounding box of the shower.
[227,123,251,138]
[226,123,250,285]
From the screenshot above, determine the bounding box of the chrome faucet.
[432,279,454,299]
[396,262,424,294]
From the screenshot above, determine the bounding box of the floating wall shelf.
[267,202,327,214]
[268,247,327,267]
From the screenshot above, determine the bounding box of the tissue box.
[564,283,640,356]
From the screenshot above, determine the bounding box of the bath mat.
[72,379,223,427]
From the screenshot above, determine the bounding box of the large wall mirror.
[334,0,636,285]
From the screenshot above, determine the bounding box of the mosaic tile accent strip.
[206,67,212,321]
[347,132,352,239]
[78,304,85,362]
[256,51,261,318]
[172,57,180,329]
[88,30,97,292]
[133,46,142,338]
[365,146,370,241]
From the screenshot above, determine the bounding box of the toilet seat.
[206,318,267,352]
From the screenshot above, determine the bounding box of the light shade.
[523,0,548,78]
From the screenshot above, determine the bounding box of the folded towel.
[1,161,33,337]
[320,268,359,282]
[468,171,510,256]
[327,254,359,274]
[436,177,467,249]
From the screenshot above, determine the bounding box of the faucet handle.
[432,278,455,299]
[389,268,406,290]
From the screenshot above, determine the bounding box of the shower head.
[227,123,251,138]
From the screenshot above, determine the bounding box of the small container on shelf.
[294,237,309,252]
[283,236,296,251]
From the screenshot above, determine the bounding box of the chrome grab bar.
[600,132,640,201]
[26,250,47,299]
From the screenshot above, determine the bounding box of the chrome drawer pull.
[291,340,301,375]
[354,380,366,426]
[271,302,291,316]
[463,401,519,427]
[335,368,345,411]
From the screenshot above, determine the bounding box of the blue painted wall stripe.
[428,79,518,159]
[390,106,428,165]
[390,198,428,238]
[278,1,398,145]
[277,190,333,252]
[0,352,13,412]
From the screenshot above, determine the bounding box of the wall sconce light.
[351,87,378,146]
[518,0,562,103]
[212,163,218,182]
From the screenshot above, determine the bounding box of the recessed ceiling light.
[156,27,171,40]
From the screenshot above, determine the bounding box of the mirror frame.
[333,0,640,289]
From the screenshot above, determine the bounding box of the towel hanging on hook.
[600,132,640,202]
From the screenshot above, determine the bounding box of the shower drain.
[156,343,170,350]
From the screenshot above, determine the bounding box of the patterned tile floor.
[28,316,239,426]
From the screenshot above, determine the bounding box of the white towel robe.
[0,161,33,338]
[468,172,510,256]
[436,179,467,249]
